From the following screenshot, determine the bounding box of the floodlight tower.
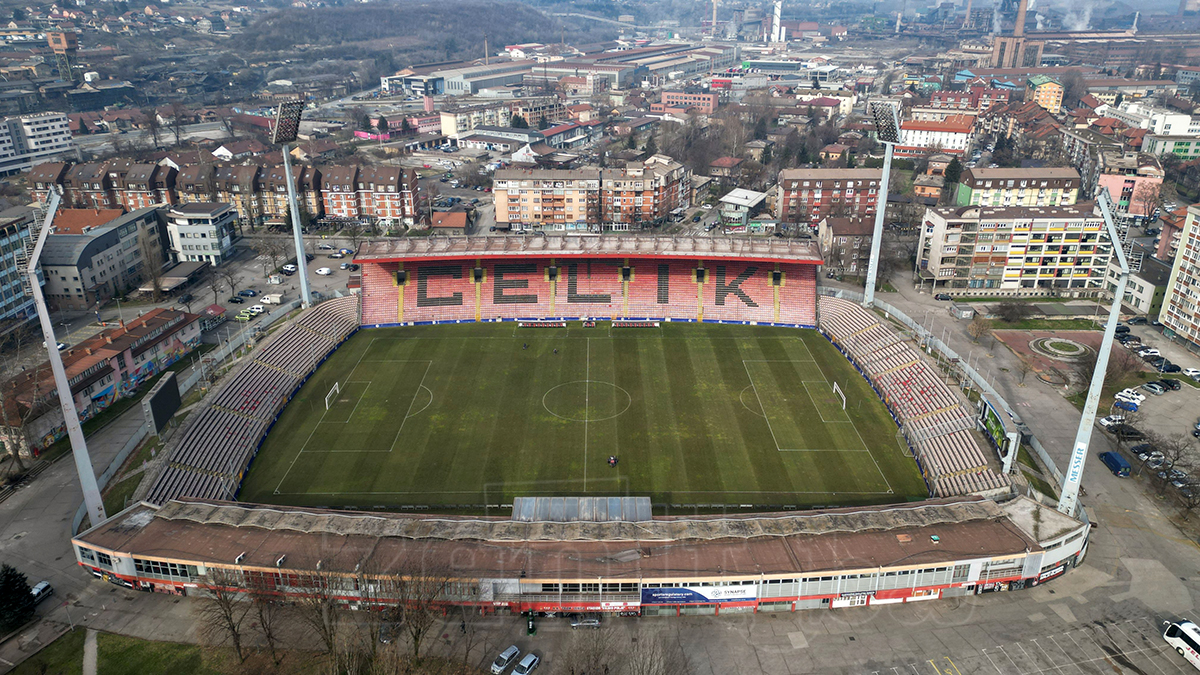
[272,100,312,308]
[22,191,105,525]
[1057,191,1128,517]
[863,99,901,308]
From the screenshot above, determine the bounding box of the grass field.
[238,322,928,510]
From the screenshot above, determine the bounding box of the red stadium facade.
[355,236,822,326]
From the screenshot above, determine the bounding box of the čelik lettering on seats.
[715,266,759,307]
[565,261,612,303]
[494,263,540,304]
[416,265,464,307]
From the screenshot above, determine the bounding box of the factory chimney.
[1013,0,1027,37]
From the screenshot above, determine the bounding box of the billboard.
[979,398,1006,451]
[142,372,181,436]
[641,585,756,605]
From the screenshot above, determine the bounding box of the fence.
[818,287,1065,489]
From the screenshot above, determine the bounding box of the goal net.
[324,382,340,411]
[832,382,846,410]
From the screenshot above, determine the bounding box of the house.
[818,216,874,277]
[709,156,744,181]
[819,143,849,162]
[430,211,469,235]
[212,139,269,161]
[289,139,341,163]
[745,140,774,162]
[914,173,946,200]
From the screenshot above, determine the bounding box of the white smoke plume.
[1035,12,1044,28]
[1062,2,1094,30]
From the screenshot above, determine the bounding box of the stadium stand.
[817,296,1009,498]
[143,296,361,506]
[359,257,817,326]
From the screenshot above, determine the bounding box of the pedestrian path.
[82,629,96,675]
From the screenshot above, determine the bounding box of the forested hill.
[233,2,573,53]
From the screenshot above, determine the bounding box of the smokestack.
[895,11,902,33]
[963,0,973,28]
[1013,0,1027,37]
[424,96,433,113]
[1132,10,1139,31]
[712,0,717,36]
[483,33,489,66]
[771,0,783,42]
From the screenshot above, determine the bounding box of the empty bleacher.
[357,257,820,326]
[144,296,361,505]
[818,296,1009,498]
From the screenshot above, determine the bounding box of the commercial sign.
[641,585,756,604]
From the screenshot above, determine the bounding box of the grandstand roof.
[74,496,1069,580]
[354,235,822,265]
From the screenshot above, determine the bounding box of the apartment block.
[653,89,718,114]
[0,206,37,324]
[493,168,600,231]
[917,203,1111,294]
[166,203,237,266]
[599,155,691,229]
[897,114,976,157]
[1159,207,1200,347]
[1092,151,1163,223]
[776,168,882,225]
[954,167,1080,207]
[1025,75,1063,114]
[0,112,76,174]
[318,165,419,226]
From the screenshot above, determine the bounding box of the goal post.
[324,381,340,411]
[832,381,846,410]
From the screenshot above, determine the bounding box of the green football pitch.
[238,322,928,510]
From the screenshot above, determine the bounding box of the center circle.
[543,381,632,422]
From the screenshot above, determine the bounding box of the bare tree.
[168,103,188,146]
[1178,481,1200,521]
[196,568,249,662]
[1145,432,1194,489]
[995,301,1034,324]
[292,568,343,655]
[561,627,618,675]
[0,327,48,476]
[625,630,689,675]
[1073,345,1142,386]
[1016,356,1034,385]
[218,268,240,298]
[145,112,164,149]
[967,314,991,343]
[251,239,287,277]
[1131,181,1163,222]
[208,277,225,305]
[138,226,166,303]
[244,572,287,666]
[392,556,452,662]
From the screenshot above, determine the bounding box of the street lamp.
[864,99,901,308]
[272,99,313,308]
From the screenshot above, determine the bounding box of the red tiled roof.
[51,208,125,234]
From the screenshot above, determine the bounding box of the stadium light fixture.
[863,100,901,307]
[1057,190,1126,517]
[25,191,106,525]
[272,100,312,308]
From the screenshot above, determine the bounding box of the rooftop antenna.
[1057,191,1127,517]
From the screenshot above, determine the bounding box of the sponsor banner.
[641,585,756,604]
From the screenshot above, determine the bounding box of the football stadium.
[73,236,1089,617]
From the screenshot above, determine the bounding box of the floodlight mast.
[25,191,106,525]
[1056,190,1128,517]
[272,100,312,308]
[863,101,901,307]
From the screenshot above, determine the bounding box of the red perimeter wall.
[360,257,817,326]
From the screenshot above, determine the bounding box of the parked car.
[570,614,601,629]
[1110,424,1147,441]
[1113,400,1139,412]
[329,252,345,259]
[28,580,53,605]
[1184,368,1200,379]
[1128,316,1149,325]
[692,214,701,223]
[491,646,521,674]
[282,264,297,273]
[513,654,540,675]
[1118,388,1147,402]
[178,293,193,304]
[1142,382,1167,395]
[248,305,265,315]
[238,289,257,297]
[305,253,315,262]
[340,262,352,270]
[1162,363,1182,373]
[348,264,360,271]
[228,296,245,304]
[1159,379,1182,391]
[317,243,334,250]
[339,248,354,255]
[934,293,953,301]
[1115,325,1130,334]
[1098,415,1126,428]
[316,267,332,276]
[1138,348,1161,357]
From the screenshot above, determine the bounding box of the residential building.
[165,203,236,266]
[0,112,76,174]
[599,155,691,230]
[954,167,1080,207]
[1103,101,1199,137]
[897,115,975,157]
[493,168,600,232]
[40,206,168,310]
[1092,151,1163,224]
[1160,206,1200,346]
[439,103,512,139]
[214,165,262,228]
[62,162,117,209]
[1142,134,1200,159]
[709,156,744,182]
[652,89,718,115]
[917,203,1111,294]
[0,206,37,325]
[116,163,176,211]
[776,168,882,225]
[321,165,360,220]
[1025,76,1063,114]
[1158,205,1189,261]
[430,211,468,235]
[914,173,946,201]
[174,164,215,204]
[1104,247,1172,316]
[357,166,419,226]
[0,307,202,454]
[510,98,566,127]
[818,216,874,277]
